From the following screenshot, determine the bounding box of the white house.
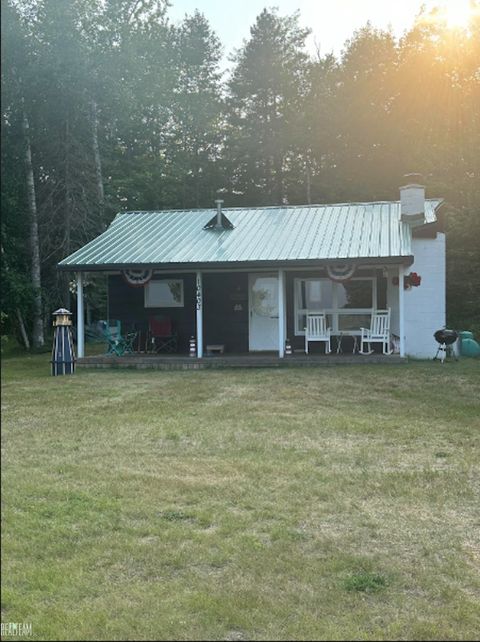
[59,181,445,361]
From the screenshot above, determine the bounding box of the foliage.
[225,9,311,205]
[1,1,479,343]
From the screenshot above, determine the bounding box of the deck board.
[77,353,406,370]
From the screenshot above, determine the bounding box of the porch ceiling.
[58,200,442,271]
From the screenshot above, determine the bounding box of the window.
[145,279,184,308]
[294,278,333,334]
[336,280,373,309]
[294,276,377,335]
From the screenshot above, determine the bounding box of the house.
[58,181,445,360]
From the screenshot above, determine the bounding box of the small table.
[206,344,225,355]
[335,332,360,355]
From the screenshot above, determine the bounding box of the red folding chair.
[148,316,178,353]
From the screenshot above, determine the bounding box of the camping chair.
[101,319,129,356]
[360,308,392,355]
[123,331,138,354]
[305,314,332,354]
[148,316,178,353]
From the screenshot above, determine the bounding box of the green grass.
[1,354,480,640]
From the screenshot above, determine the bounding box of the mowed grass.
[1,354,480,641]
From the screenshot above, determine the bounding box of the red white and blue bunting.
[326,263,356,282]
[122,269,153,287]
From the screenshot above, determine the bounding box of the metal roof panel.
[59,200,442,268]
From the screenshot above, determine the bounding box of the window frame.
[294,276,377,335]
[144,279,184,308]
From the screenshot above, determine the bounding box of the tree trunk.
[305,159,312,205]
[273,151,284,204]
[64,114,72,309]
[90,99,105,228]
[16,308,30,350]
[22,106,45,348]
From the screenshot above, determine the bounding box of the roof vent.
[203,199,234,230]
[400,173,425,224]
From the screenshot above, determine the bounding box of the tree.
[328,23,400,201]
[163,11,224,209]
[393,7,480,331]
[2,0,45,347]
[225,9,310,205]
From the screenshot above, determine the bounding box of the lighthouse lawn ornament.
[51,308,76,375]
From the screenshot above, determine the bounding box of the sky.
[166,0,453,64]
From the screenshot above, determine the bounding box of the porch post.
[196,271,203,358]
[398,265,405,357]
[278,268,286,358]
[76,271,85,358]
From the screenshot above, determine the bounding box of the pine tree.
[226,9,310,205]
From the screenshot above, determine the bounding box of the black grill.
[434,329,458,346]
[433,328,458,362]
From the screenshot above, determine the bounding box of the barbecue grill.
[433,328,458,362]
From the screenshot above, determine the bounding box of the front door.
[249,274,279,351]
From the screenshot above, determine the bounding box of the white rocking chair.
[305,314,332,354]
[360,309,392,355]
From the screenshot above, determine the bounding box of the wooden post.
[196,271,203,358]
[77,272,85,358]
[399,265,405,357]
[278,268,286,358]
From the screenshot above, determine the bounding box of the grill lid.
[434,329,458,345]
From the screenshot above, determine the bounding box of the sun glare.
[437,0,476,28]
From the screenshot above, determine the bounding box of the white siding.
[387,267,400,337]
[404,234,446,358]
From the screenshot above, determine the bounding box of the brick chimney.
[400,173,425,224]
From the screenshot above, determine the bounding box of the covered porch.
[74,261,409,361]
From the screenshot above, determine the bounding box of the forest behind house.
[2,0,479,349]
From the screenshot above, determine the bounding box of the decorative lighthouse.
[51,308,76,376]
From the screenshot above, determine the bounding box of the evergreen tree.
[163,11,224,208]
[225,9,310,205]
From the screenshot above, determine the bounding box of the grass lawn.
[1,353,480,641]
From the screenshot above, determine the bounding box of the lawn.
[1,354,479,641]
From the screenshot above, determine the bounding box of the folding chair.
[148,316,178,353]
[101,320,137,356]
[123,332,138,354]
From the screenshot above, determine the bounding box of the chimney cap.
[400,183,425,190]
[401,172,424,188]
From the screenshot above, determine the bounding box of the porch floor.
[77,352,406,370]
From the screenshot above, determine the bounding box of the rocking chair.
[305,314,332,354]
[360,309,392,355]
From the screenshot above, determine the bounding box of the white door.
[249,274,279,351]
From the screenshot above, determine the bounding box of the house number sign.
[196,277,202,310]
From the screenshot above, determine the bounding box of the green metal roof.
[58,200,442,270]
